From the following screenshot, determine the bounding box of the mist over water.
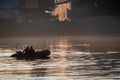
[0,36,120,52]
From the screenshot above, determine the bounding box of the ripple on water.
[0,48,120,79]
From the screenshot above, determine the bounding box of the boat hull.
[11,50,51,59]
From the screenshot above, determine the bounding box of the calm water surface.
[0,37,120,80]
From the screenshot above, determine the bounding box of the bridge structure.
[52,0,72,21]
[55,0,71,5]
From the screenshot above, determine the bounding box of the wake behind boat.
[11,49,51,59]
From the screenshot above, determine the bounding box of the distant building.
[0,0,19,20]
[0,0,19,8]
[0,0,55,21]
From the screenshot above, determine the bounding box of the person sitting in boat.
[29,46,35,54]
[23,46,30,53]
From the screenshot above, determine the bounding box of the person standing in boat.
[29,46,35,54]
[23,46,30,53]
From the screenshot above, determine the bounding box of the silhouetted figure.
[29,46,35,54]
[23,46,30,53]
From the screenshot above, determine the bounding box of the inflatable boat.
[11,49,51,59]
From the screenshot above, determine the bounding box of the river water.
[0,36,120,80]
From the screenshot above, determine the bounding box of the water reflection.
[49,37,91,53]
[50,37,73,52]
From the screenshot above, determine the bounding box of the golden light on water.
[50,37,72,52]
[52,0,71,21]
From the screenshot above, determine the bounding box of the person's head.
[26,46,29,49]
[30,46,33,49]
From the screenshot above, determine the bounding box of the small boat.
[11,49,51,59]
